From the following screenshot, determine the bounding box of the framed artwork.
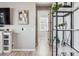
[18,10,29,25]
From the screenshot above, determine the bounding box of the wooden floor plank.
[0,51,35,56]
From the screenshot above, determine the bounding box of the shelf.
[37,29,79,32]
[3,47,9,50]
[62,5,72,8]
[3,40,9,45]
[53,29,79,31]
[3,45,9,47]
[3,39,9,40]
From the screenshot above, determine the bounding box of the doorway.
[36,6,52,56]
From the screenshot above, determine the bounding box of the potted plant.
[51,3,62,13]
[53,36,60,44]
[51,3,62,44]
[56,22,67,29]
[48,3,62,15]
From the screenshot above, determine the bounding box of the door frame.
[35,6,51,47]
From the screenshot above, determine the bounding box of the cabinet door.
[0,31,3,53]
[3,32,12,53]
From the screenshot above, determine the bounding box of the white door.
[37,10,51,56]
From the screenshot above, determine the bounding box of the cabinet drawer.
[3,40,9,45]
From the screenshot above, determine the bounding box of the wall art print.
[18,10,29,25]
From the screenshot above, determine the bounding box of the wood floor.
[0,40,52,56]
[0,51,36,56]
[0,46,52,56]
[0,41,52,56]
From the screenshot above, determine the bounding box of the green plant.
[48,3,62,15]
[55,23,67,28]
[51,3,62,15]
[53,36,60,44]
[50,3,63,44]
[52,3,62,12]
[58,23,67,27]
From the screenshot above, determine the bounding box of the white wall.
[0,2,36,50]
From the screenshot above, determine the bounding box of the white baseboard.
[0,51,11,53]
[12,49,35,51]
[0,51,2,53]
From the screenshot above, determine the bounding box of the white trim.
[3,51,11,53]
[0,51,2,53]
[12,49,35,51]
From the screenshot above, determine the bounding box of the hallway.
[36,32,51,56]
[36,9,52,56]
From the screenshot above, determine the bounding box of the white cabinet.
[0,31,12,53]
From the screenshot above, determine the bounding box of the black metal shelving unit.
[52,2,73,56]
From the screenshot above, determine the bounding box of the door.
[37,10,51,56]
